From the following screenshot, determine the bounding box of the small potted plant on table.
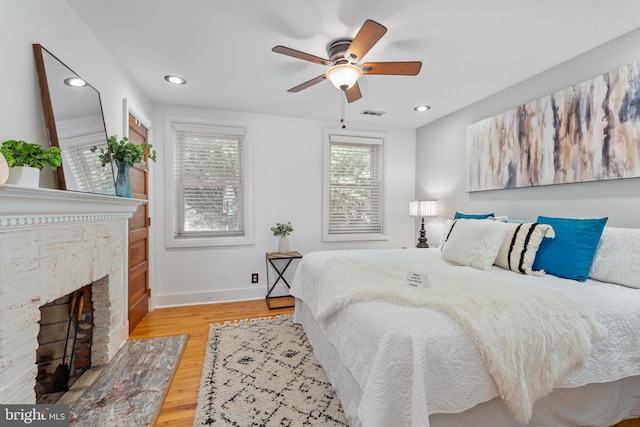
[271,221,294,253]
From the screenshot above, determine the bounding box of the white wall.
[151,105,416,306]
[0,0,153,187]
[416,27,640,244]
[2,1,416,308]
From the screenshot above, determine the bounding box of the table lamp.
[409,200,438,248]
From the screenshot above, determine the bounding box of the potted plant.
[0,139,62,187]
[91,135,157,197]
[271,221,294,253]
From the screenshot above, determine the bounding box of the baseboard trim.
[153,285,291,308]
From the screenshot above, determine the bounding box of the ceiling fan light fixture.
[326,63,362,90]
[273,19,420,102]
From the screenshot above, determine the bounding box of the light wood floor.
[129,298,639,427]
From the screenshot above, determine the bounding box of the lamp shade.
[326,63,362,90]
[409,200,438,217]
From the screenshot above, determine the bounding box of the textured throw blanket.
[315,259,607,424]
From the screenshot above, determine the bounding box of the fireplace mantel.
[0,184,146,403]
[0,185,145,229]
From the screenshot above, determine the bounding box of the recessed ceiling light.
[64,77,87,87]
[414,105,431,112]
[164,75,187,85]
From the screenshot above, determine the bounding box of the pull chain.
[340,90,346,129]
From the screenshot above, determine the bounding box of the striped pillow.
[495,222,555,275]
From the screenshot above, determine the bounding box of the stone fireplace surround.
[0,185,145,403]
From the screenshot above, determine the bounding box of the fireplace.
[0,186,144,404]
[36,283,94,402]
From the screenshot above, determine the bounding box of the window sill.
[165,234,253,249]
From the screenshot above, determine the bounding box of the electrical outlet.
[251,273,259,284]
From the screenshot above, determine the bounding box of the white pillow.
[440,219,509,270]
[495,222,554,276]
[589,227,640,288]
[439,217,505,248]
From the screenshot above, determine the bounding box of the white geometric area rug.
[193,315,348,426]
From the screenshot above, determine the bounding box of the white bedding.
[314,258,606,423]
[290,248,640,427]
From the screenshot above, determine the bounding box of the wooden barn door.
[127,114,150,333]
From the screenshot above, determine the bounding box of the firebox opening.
[36,284,94,404]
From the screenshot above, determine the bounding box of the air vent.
[360,110,386,116]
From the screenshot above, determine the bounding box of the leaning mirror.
[33,44,116,195]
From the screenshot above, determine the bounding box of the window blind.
[65,145,115,193]
[60,132,115,194]
[328,135,383,235]
[172,122,245,238]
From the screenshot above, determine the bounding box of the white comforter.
[290,248,640,427]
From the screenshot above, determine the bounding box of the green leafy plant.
[0,139,62,170]
[271,221,294,237]
[91,135,157,167]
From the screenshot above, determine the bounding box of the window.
[166,118,253,247]
[324,131,385,241]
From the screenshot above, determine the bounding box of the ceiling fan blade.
[345,19,387,62]
[345,82,362,103]
[361,61,422,75]
[287,74,327,92]
[272,45,332,66]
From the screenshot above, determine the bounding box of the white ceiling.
[66,0,640,129]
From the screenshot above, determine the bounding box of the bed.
[290,220,640,427]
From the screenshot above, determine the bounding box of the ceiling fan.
[272,19,422,103]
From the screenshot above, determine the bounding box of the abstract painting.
[466,60,640,191]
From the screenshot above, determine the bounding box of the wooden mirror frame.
[33,44,116,195]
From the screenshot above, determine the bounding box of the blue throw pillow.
[453,212,494,220]
[532,216,608,282]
